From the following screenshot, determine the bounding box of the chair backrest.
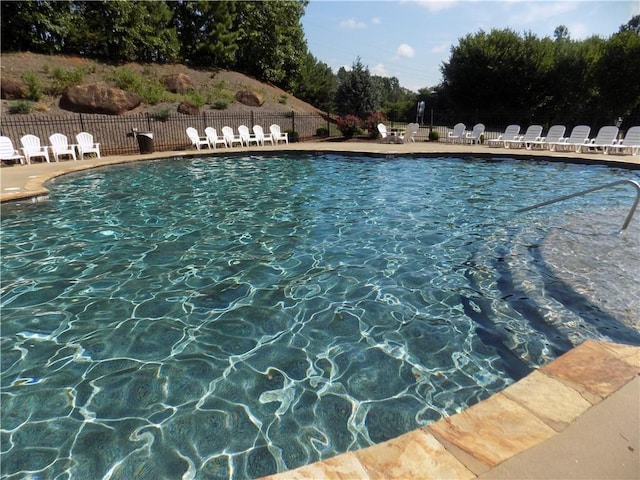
[204,127,218,140]
[0,136,18,157]
[20,134,42,151]
[503,124,521,138]
[377,123,387,138]
[76,132,95,146]
[270,124,283,137]
[543,125,566,142]
[471,123,485,138]
[49,133,68,148]
[621,126,640,146]
[238,125,251,141]
[253,125,265,140]
[186,127,199,142]
[565,125,591,144]
[521,125,543,141]
[451,123,465,136]
[592,126,618,144]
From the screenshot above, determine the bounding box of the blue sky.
[301,0,639,92]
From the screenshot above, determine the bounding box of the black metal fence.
[0,111,334,156]
[2,108,638,157]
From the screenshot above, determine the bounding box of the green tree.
[291,52,337,112]
[334,58,376,117]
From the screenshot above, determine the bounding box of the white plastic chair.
[222,126,243,148]
[204,127,227,149]
[525,125,566,150]
[20,134,50,163]
[49,133,77,161]
[465,123,485,144]
[186,127,210,150]
[238,125,259,147]
[578,126,619,154]
[377,123,388,139]
[0,136,26,165]
[253,125,274,146]
[447,123,466,143]
[548,125,591,152]
[488,125,521,147]
[504,125,543,149]
[606,126,640,155]
[269,124,289,144]
[400,123,419,143]
[76,132,101,159]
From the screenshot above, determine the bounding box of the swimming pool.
[1,154,638,479]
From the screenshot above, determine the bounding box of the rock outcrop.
[59,84,141,115]
[235,89,264,107]
[163,73,193,94]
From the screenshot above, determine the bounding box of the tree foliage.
[334,58,376,117]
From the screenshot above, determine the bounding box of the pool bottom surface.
[1,154,638,479]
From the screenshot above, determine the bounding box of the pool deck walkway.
[1,142,639,479]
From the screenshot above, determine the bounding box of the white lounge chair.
[238,125,259,147]
[504,125,543,149]
[253,125,274,146]
[76,132,101,159]
[270,124,288,144]
[49,133,77,161]
[186,127,210,150]
[20,134,50,163]
[525,125,566,150]
[578,126,619,154]
[400,123,419,143]
[0,136,26,165]
[447,123,466,143]
[205,127,227,149]
[377,123,388,140]
[606,126,640,155]
[549,125,591,152]
[465,123,485,144]
[488,125,521,147]
[222,126,243,148]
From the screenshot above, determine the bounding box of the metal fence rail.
[0,111,333,156]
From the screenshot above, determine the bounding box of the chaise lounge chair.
[76,132,101,159]
[465,123,485,144]
[49,133,77,161]
[525,125,566,150]
[606,126,640,155]
[0,136,26,165]
[20,134,50,163]
[186,127,211,150]
[488,125,520,147]
[548,125,591,152]
[205,127,227,149]
[577,126,619,154]
[447,123,466,143]
[503,125,543,149]
[253,125,274,146]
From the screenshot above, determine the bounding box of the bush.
[8,101,34,114]
[336,114,361,139]
[362,112,386,138]
[286,130,299,143]
[428,130,440,142]
[151,108,171,122]
[48,66,88,95]
[22,72,42,101]
[316,127,329,137]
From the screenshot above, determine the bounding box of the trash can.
[136,132,154,154]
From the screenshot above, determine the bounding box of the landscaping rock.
[235,89,264,107]
[59,84,141,115]
[1,78,26,100]
[177,101,199,115]
[163,73,193,94]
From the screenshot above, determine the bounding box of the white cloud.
[397,43,415,58]
[339,18,366,29]
[416,0,459,13]
[372,17,382,25]
[508,2,577,27]
[430,42,449,54]
[371,63,388,76]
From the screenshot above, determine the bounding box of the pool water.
[1,154,638,479]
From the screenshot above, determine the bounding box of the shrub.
[286,130,299,143]
[8,101,34,114]
[316,127,329,137]
[278,94,288,105]
[428,130,439,142]
[211,100,229,110]
[22,72,42,101]
[151,108,171,122]
[336,114,361,139]
[48,67,87,95]
[362,112,386,138]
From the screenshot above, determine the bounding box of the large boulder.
[163,73,193,94]
[235,89,264,107]
[59,84,141,115]
[177,101,199,115]
[1,78,26,99]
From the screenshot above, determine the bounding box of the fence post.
[79,113,85,132]
[291,111,295,135]
[146,113,152,131]
[251,111,254,127]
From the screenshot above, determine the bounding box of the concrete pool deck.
[1,142,639,478]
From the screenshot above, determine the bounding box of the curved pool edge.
[2,142,639,204]
[261,339,639,479]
